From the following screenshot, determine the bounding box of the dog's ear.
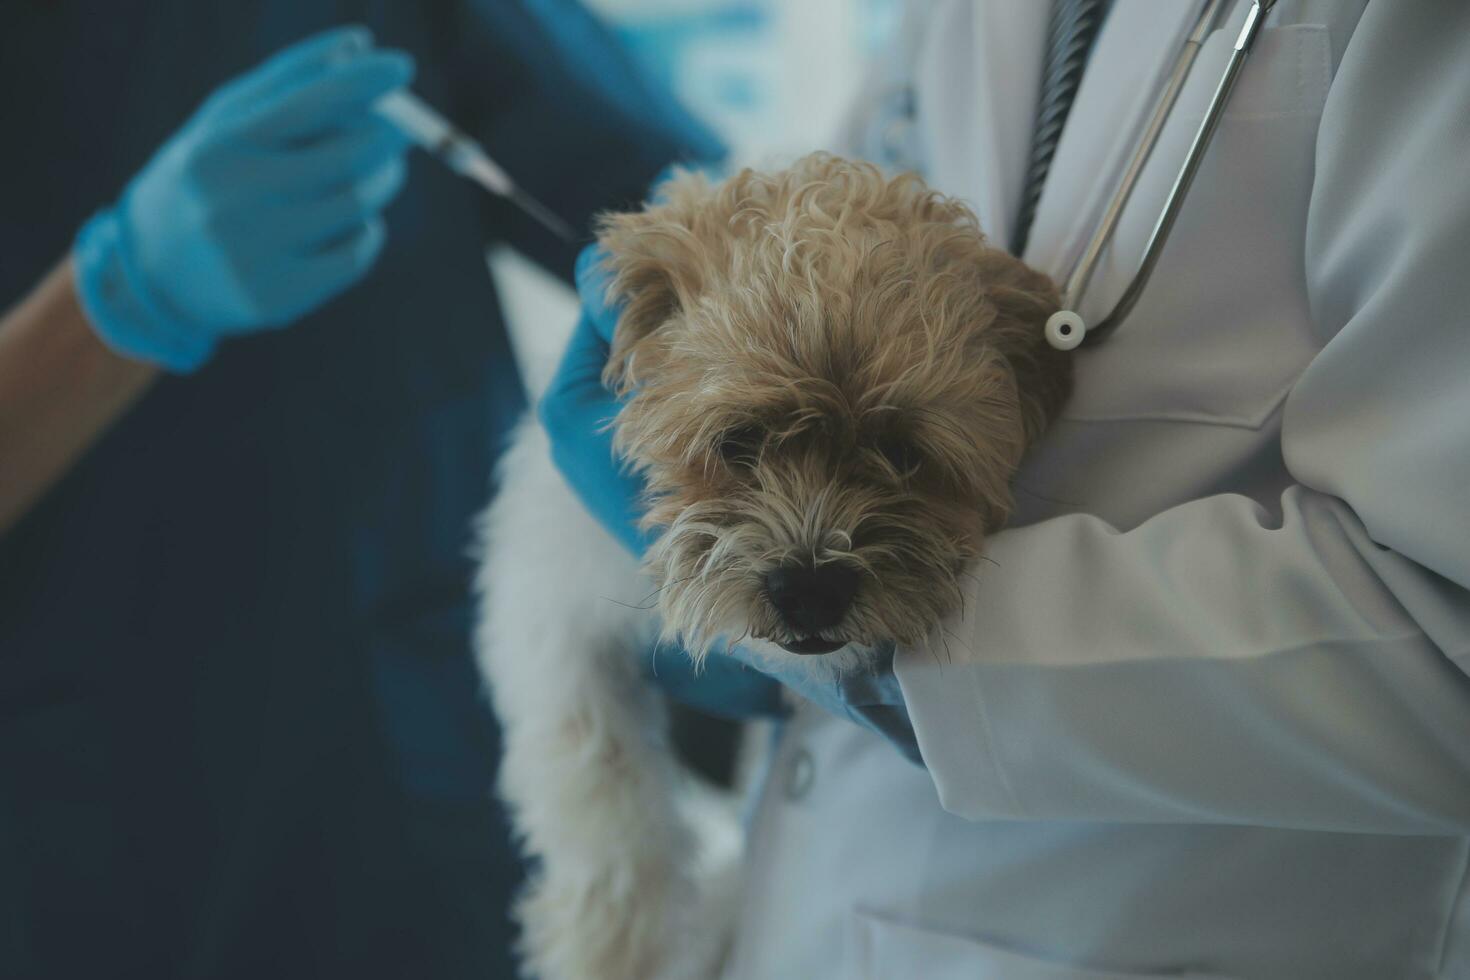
[917,191,1072,443]
[971,250,1074,443]
[595,168,722,394]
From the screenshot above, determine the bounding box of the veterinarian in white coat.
[541,0,1470,975]
[715,2,1470,978]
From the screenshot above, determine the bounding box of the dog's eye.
[877,435,923,477]
[717,424,763,468]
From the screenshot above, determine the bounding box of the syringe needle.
[376,90,579,244]
[504,186,579,244]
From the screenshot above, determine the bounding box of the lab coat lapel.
[916,0,1048,249]
[1022,0,1210,283]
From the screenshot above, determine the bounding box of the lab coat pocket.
[1060,24,1333,429]
[847,910,1234,980]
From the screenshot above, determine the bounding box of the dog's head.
[596,154,1070,670]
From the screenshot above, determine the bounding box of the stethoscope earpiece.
[1045,310,1086,351]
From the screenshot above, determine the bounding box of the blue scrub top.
[0,2,721,977]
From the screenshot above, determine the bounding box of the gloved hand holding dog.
[541,243,919,760]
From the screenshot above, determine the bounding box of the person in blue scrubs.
[0,4,720,978]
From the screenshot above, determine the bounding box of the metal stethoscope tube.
[1044,0,1278,351]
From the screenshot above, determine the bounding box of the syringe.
[375,90,578,244]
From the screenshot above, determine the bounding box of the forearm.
[897,489,1470,833]
[0,258,158,533]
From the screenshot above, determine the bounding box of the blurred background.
[493,0,902,393]
[591,0,899,165]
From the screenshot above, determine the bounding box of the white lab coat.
[722,2,1470,978]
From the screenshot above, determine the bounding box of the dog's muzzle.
[764,560,859,654]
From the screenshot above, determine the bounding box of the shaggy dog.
[475,154,1072,980]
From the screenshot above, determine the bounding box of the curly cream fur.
[476,153,1071,980]
[598,153,1071,662]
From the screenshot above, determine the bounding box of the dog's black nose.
[765,561,860,634]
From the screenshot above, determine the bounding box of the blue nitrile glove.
[645,643,786,721]
[777,645,919,765]
[73,27,415,372]
[541,244,920,761]
[540,246,780,719]
[539,246,655,556]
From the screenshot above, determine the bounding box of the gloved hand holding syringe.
[375,91,578,243]
[72,27,578,377]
